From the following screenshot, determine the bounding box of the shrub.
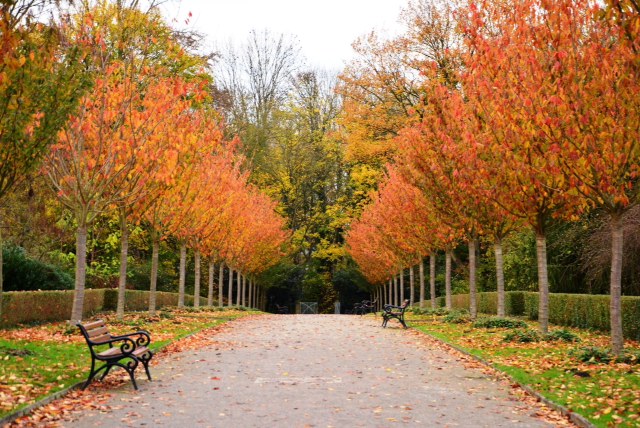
[616,349,640,365]
[505,291,526,316]
[544,329,580,343]
[443,309,471,324]
[571,346,613,364]
[2,245,73,291]
[473,317,528,329]
[503,329,541,343]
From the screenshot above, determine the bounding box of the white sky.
[159,0,409,71]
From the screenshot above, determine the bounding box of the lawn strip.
[407,314,639,428]
[0,308,259,423]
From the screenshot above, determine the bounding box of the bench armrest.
[89,336,138,356]
[110,330,152,348]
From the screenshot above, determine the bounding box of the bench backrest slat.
[82,320,105,330]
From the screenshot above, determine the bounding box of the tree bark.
[494,238,506,317]
[208,260,214,306]
[236,270,241,306]
[218,261,224,307]
[445,250,452,310]
[399,269,405,303]
[0,220,4,320]
[228,267,233,307]
[430,252,436,309]
[536,232,549,334]
[248,278,253,308]
[241,273,247,306]
[409,265,415,306]
[116,210,129,320]
[388,279,392,306]
[610,214,625,355]
[419,259,425,309]
[193,250,201,308]
[383,281,388,307]
[178,242,186,308]
[70,224,88,324]
[148,234,159,315]
[393,275,398,306]
[469,238,478,319]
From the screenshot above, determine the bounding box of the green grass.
[408,314,640,427]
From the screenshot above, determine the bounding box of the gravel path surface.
[65,314,554,427]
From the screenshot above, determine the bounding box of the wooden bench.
[354,299,377,316]
[275,304,289,314]
[77,319,153,390]
[381,299,410,328]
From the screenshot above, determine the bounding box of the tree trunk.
[236,270,241,306]
[228,267,233,307]
[70,224,88,324]
[148,234,159,315]
[248,278,253,308]
[218,261,224,307]
[469,238,478,319]
[494,238,506,317]
[419,259,425,309]
[208,260,214,306]
[399,269,405,303]
[383,281,388,307]
[536,232,549,334]
[430,252,436,309]
[116,210,129,320]
[241,273,247,306]
[610,214,625,355]
[445,250,452,310]
[393,275,398,306]
[0,220,4,320]
[194,250,201,308]
[409,265,415,306]
[388,279,392,306]
[178,242,186,308]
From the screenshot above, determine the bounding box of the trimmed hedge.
[421,291,640,340]
[0,290,209,327]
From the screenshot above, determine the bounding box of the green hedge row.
[422,292,640,340]
[0,290,209,327]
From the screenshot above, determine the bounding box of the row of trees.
[0,1,288,322]
[345,0,639,354]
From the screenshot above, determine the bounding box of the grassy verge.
[0,306,258,420]
[405,311,640,428]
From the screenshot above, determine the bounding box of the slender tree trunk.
[388,279,392,305]
[0,220,4,320]
[236,270,241,306]
[194,250,201,308]
[178,242,186,308]
[409,266,415,306]
[419,259,425,309]
[242,273,247,306]
[429,251,438,309]
[248,278,253,308]
[116,209,129,320]
[610,214,625,355]
[70,223,88,324]
[149,234,159,315]
[469,238,478,319]
[536,231,549,334]
[218,261,224,307]
[430,252,436,309]
[445,250,452,310]
[393,275,398,306]
[383,281,388,307]
[494,238,506,317]
[228,267,233,307]
[208,260,214,306]
[399,269,405,303]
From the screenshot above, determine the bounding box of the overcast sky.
[159,0,408,71]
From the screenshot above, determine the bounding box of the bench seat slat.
[87,326,110,338]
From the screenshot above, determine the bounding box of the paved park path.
[66,314,557,427]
